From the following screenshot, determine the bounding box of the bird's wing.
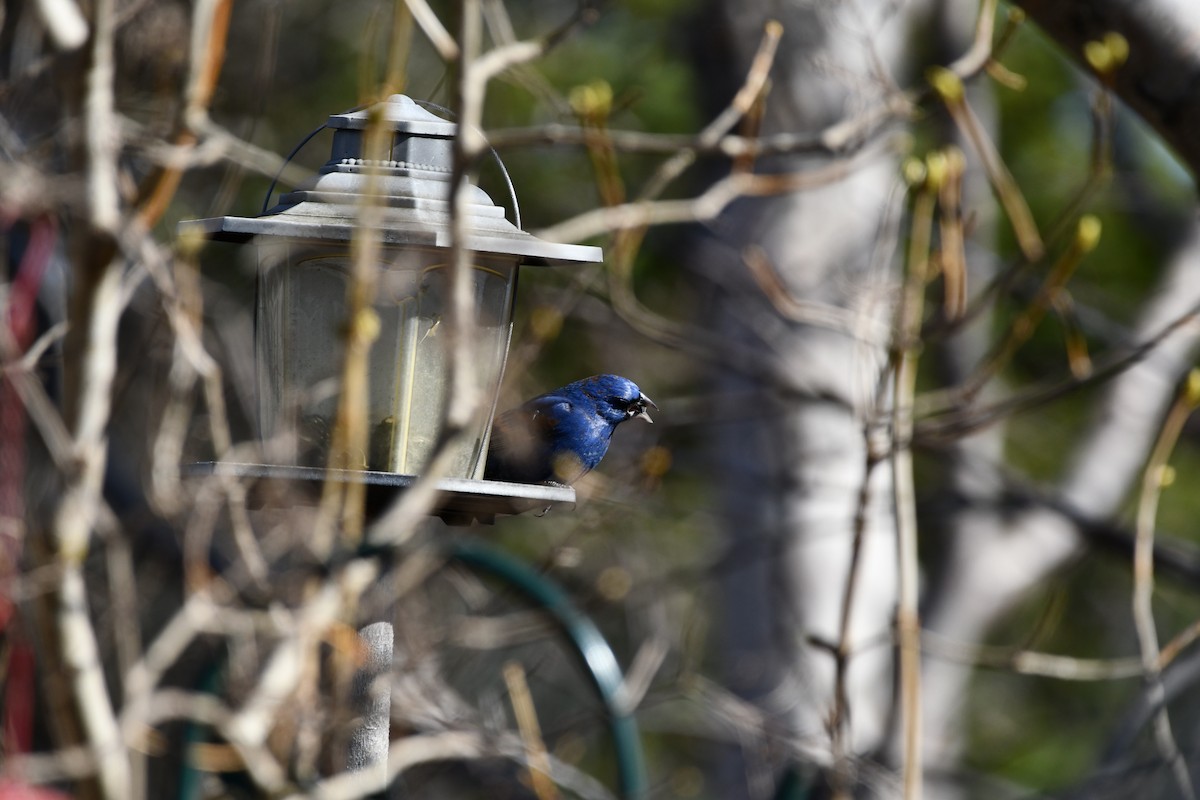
[502,394,571,448]
[485,395,572,482]
[524,394,572,424]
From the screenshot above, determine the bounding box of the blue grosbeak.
[484,374,656,485]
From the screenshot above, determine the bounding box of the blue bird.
[484,374,657,485]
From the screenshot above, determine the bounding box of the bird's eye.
[609,396,630,409]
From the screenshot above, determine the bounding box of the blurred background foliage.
[159,0,1200,795]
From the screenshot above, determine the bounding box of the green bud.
[1185,368,1200,408]
[1104,32,1129,68]
[925,151,948,191]
[902,157,926,188]
[1076,215,1102,253]
[927,66,964,104]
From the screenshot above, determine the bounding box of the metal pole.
[348,621,394,777]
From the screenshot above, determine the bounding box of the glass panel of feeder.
[472,259,518,475]
[269,250,354,467]
[256,245,286,445]
[396,258,517,478]
[257,242,517,478]
[368,249,425,472]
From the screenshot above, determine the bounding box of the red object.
[0,216,58,758]
[3,643,34,754]
[0,780,72,799]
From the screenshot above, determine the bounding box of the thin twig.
[311,88,394,554]
[892,160,936,800]
[936,147,968,320]
[1130,375,1198,800]
[915,303,1200,442]
[35,0,133,793]
[134,0,232,230]
[291,728,617,800]
[446,0,485,433]
[922,618,1200,681]
[829,443,885,798]
[921,630,1145,680]
[1,745,99,785]
[131,233,270,585]
[536,139,900,244]
[585,19,786,391]
[84,0,118,236]
[639,20,782,204]
[615,634,670,714]
[740,245,891,343]
[504,661,559,800]
[951,215,1100,402]
[223,560,380,790]
[367,2,494,550]
[32,0,88,50]
[369,2,580,547]
[404,0,459,61]
[946,0,999,77]
[928,66,1043,262]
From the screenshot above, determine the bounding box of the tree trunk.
[702,2,914,794]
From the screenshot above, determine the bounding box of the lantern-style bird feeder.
[181,95,601,522]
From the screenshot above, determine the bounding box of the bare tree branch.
[32,0,88,51]
[1130,380,1197,800]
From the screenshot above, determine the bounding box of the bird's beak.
[635,393,657,423]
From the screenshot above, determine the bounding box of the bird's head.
[582,374,657,425]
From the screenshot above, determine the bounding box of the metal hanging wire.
[258,99,522,230]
